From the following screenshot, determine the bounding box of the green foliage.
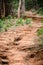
[25,18,32,24]
[41,20,43,24]
[37,8,43,15]
[25,0,33,10]
[0,17,32,32]
[6,15,12,19]
[7,0,43,11]
[15,18,24,26]
[15,18,31,26]
[38,35,43,44]
[37,28,43,44]
[0,19,4,31]
[0,18,14,32]
[37,28,43,36]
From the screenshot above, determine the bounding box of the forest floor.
[0,19,43,65]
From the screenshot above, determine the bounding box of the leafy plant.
[25,18,31,24]
[15,18,31,26]
[37,28,43,44]
[0,19,4,28]
[0,18,14,32]
[6,15,12,19]
[15,18,24,26]
[0,18,32,32]
[37,8,43,15]
[37,28,43,36]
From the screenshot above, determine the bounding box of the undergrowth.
[0,17,32,32]
[0,17,14,32]
[37,28,43,36]
[15,18,32,26]
[37,7,43,15]
[41,20,43,25]
[37,28,43,44]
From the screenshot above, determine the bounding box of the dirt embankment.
[0,24,43,65]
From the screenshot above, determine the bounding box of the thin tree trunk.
[1,0,5,18]
[21,0,25,17]
[0,0,1,18]
[18,0,25,18]
[21,0,25,13]
[18,0,21,18]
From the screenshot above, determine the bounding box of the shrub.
[15,18,31,26]
[37,28,43,44]
[6,15,12,19]
[37,8,43,15]
[37,28,43,36]
[25,18,31,24]
[15,18,24,26]
[0,18,14,32]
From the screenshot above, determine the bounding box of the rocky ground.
[0,21,43,65]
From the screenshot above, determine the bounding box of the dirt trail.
[0,22,43,65]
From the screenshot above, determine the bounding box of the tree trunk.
[18,0,25,18]
[18,0,21,18]
[1,0,5,18]
[21,0,25,13]
[0,0,1,18]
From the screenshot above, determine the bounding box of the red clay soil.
[0,23,43,65]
